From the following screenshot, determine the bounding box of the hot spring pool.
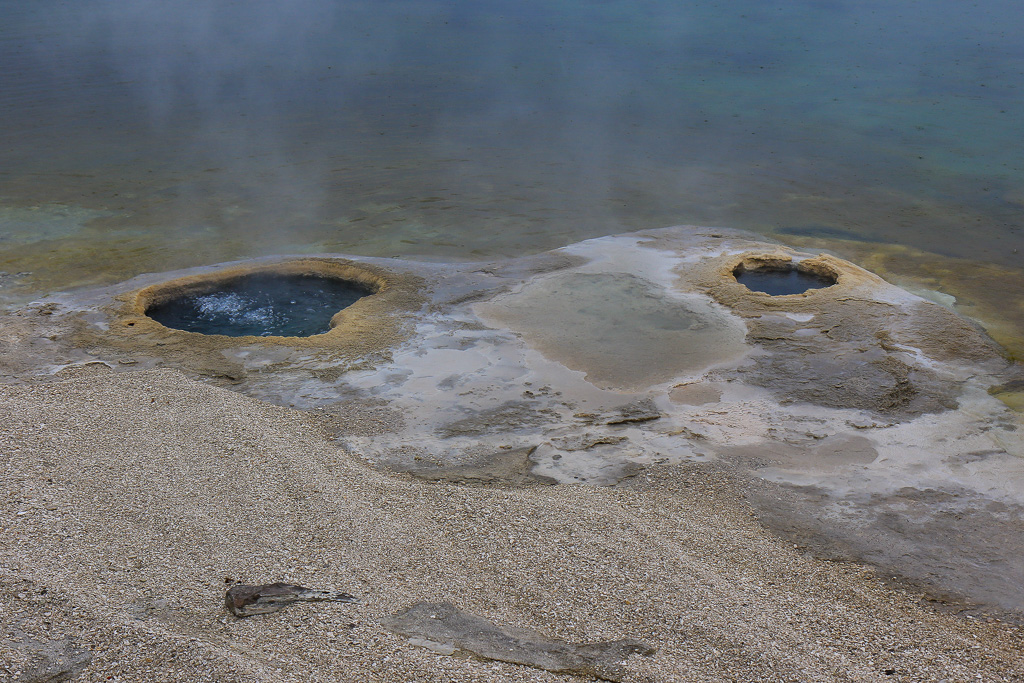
[146,274,373,337]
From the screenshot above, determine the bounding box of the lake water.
[2,0,1023,356]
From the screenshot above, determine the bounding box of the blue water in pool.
[147,275,371,337]
[735,268,835,296]
[0,0,1022,348]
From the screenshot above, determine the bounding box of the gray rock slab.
[13,638,91,683]
[392,446,557,487]
[384,601,654,681]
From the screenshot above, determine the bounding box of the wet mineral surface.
[3,225,1023,625]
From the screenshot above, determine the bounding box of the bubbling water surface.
[146,274,371,337]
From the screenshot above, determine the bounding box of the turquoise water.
[1,1,1022,347]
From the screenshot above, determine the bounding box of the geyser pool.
[734,265,836,296]
[146,274,373,337]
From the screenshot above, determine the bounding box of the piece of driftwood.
[225,583,357,617]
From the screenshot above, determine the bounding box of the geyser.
[146,273,374,337]
[733,262,837,296]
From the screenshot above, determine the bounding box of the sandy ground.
[2,369,1023,682]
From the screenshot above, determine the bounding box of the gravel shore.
[2,368,1022,682]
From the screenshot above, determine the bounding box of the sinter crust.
[127,257,417,348]
[686,250,1008,417]
[66,258,429,380]
[700,251,852,309]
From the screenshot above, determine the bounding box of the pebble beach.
[3,368,1024,682]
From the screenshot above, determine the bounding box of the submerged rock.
[549,432,629,451]
[225,583,357,617]
[436,401,558,438]
[574,399,663,426]
[384,601,655,681]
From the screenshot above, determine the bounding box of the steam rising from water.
[1,0,1023,340]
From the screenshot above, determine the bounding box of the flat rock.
[384,601,654,681]
[13,637,91,683]
[575,399,662,426]
[549,433,628,451]
[393,446,557,487]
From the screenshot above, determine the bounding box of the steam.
[4,0,1022,268]
[23,0,413,253]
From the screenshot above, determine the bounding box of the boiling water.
[1,0,1022,354]
[146,275,370,337]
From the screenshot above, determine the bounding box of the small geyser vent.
[733,260,837,296]
[145,271,377,338]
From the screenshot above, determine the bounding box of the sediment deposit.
[3,226,1023,681]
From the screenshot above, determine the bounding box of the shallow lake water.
[1,0,1023,355]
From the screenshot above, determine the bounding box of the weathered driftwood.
[225,583,357,617]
